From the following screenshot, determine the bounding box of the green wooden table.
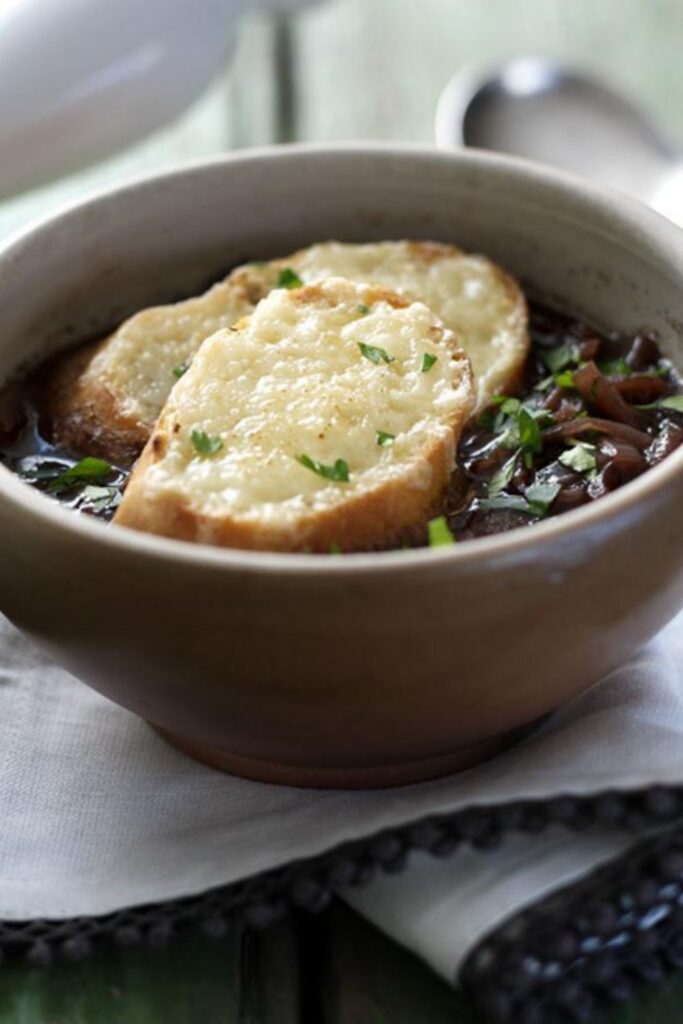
[3,1,683,1019]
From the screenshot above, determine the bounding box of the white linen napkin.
[2,609,683,988]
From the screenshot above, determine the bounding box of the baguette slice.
[114,278,474,553]
[40,241,526,466]
[283,241,528,412]
[38,263,279,466]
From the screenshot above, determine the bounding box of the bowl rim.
[2,140,683,577]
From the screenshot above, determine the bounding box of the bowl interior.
[2,145,683,387]
[1,144,683,575]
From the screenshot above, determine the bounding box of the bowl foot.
[151,723,534,789]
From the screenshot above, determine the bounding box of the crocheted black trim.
[2,785,683,1024]
[461,804,683,1023]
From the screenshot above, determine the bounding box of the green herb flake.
[329,541,342,555]
[376,430,396,447]
[487,452,519,497]
[421,353,438,373]
[559,442,597,475]
[478,408,496,431]
[534,375,555,392]
[479,494,534,514]
[80,484,122,514]
[656,395,683,413]
[277,267,304,289]
[525,480,561,516]
[359,342,395,365]
[47,457,113,494]
[428,516,455,547]
[542,342,579,375]
[356,304,371,315]
[517,408,542,453]
[598,357,631,377]
[479,481,559,518]
[553,369,575,389]
[172,363,189,379]
[296,454,350,483]
[191,431,224,457]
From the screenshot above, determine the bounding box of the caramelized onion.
[626,333,661,371]
[647,421,683,466]
[572,361,644,428]
[612,375,673,404]
[596,439,646,480]
[542,416,653,451]
[578,336,601,361]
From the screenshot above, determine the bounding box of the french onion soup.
[1,240,681,553]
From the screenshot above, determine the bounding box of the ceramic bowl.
[1,145,683,788]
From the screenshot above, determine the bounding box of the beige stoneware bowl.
[1,145,683,788]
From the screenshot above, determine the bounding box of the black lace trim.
[461,804,683,1022]
[2,784,683,1024]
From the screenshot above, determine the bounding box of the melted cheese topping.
[140,279,472,524]
[82,267,276,428]
[289,241,527,410]
[76,241,525,436]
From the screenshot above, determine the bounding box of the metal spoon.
[435,56,683,226]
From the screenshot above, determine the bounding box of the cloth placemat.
[4,610,683,1021]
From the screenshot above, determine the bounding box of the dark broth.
[1,302,683,545]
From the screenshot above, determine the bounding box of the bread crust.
[35,338,149,465]
[114,279,474,553]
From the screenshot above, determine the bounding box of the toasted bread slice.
[40,241,525,466]
[38,263,280,466]
[114,278,474,553]
[281,241,528,412]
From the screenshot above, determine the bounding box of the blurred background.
[2,0,683,237]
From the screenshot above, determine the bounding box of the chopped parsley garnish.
[358,342,395,365]
[479,494,535,515]
[376,430,396,447]
[46,457,114,494]
[534,375,555,392]
[477,408,496,430]
[524,480,561,515]
[518,408,542,453]
[428,516,455,546]
[356,304,371,315]
[598,357,630,377]
[480,397,550,469]
[542,342,579,374]
[479,480,559,518]
[553,369,575,389]
[559,441,597,475]
[277,267,304,289]
[191,431,224,457]
[639,394,683,413]
[329,541,342,555]
[18,460,70,484]
[80,484,122,514]
[296,454,350,483]
[487,452,519,497]
[500,407,542,461]
[493,396,521,414]
[172,363,189,379]
[421,353,438,373]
